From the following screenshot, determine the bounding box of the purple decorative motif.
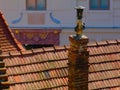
[13,29,61,45]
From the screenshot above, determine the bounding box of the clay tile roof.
[117,39,120,43]
[54,46,66,51]
[1,39,120,90]
[2,47,68,89]
[107,40,118,45]
[42,47,55,52]
[0,12,25,53]
[88,40,120,89]
[96,41,108,46]
[87,41,97,47]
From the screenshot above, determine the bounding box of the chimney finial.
[74,6,85,40]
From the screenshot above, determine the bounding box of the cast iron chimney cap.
[75,6,85,10]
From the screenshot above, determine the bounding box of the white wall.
[60,28,120,45]
[113,0,120,27]
[77,0,120,28]
[1,0,120,28]
[0,0,76,28]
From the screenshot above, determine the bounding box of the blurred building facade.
[0,0,120,45]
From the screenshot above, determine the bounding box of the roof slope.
[0,12,25,52]
[2,40,120,90]
[88,40,120,89]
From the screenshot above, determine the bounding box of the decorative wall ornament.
[13,29,61,45]
[15,30,19,34]
[27,13,45,25]
[12,12,23,24]
[39,32,48,39]
[49,12,61,24]
[26,33,34,39]
[54,30,59,34]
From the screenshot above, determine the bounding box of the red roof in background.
[0,12,25,52]
[1,40,120,90]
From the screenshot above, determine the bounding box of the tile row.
[89,78,120,90]
[88,44,120,55]
[88,40,120,47]
[6,60,68,75]
[4,51,68,67]
[89,69,120,81]
[89,53,120,64]
[8,68,68,83]
[9,77,68,90]
[89,61,120,72]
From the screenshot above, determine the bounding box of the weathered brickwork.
[68,35,89,90]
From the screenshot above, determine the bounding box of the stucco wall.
[0,0,76,28]
[60,28,120,45]
[0,0,120,28]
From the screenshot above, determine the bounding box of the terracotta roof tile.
[96,41,108,46]
[42,47,55,52]
[0,12,25,53]
[116,39,120,44]
[88,41,97,47]
[107,40,118,45]
[89,78,120,90]
[1,40,120,89]
[89,70,120,81]
[54,46,66,51]
[89,44,120,56]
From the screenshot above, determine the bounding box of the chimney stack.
[68,6,89,90]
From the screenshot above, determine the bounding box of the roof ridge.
[88,39,120,47]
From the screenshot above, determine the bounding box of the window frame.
[89,0,110,10]
[26,0,47,11]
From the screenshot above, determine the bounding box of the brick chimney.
[68,6,89,90]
